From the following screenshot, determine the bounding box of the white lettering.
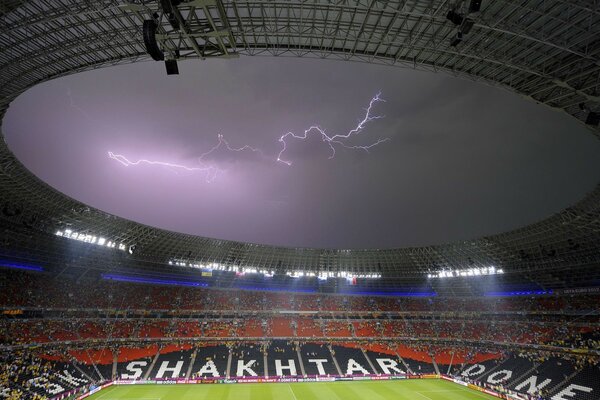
[308,359,329,376]
[121,361,147,380]
[461,364,485,377]
[376,358,403,375]
[196,360,220,377]
[487,370,512,384]
[236,360,258,377]
[155,361,185,379]
[515,376,552,394]
[551,385,593,400]
[346,359,369,375]
[56,370,88,386]
[28,378,64,396]
[275,359,297,376]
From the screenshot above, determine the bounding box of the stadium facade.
[0,2,599,400]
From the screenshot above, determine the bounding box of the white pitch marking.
[93,389,114,400]
[415,392,434,400]
[287,383,298,400]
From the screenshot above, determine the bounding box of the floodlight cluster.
[427,267,504,278]
[286,271,382,280]
[168,259,381,280]
[55,229,126,251]
[169,260,226,269]
[238,268,275,277]
[168,260,274,276]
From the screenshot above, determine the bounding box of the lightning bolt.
[276,92,388,166]
[108,134,262,183]
[198,134,263,161]
[108,151,223,182]
[66,88,93,121]
[108,93,388,180]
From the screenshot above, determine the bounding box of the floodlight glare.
[428,266,504,279]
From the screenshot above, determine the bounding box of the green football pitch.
[86,379,497,400]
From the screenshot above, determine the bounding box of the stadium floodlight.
[429,266,504,279]
[56,228,126,251]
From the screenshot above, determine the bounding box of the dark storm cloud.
[3,57,600,249]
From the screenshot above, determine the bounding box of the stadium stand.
[560,364,600,400]
[267,340,301,377]
[0,269,599,399]
[231,342,266,377]
[2,1,600,399]
[150,345,193,380]
[331,344,375,376]
[189,344,229,378]
[299,342,338,376]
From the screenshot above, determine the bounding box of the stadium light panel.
[429,266,504,279]
[56,228,126,251]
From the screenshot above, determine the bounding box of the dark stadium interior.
[1,1,600,400]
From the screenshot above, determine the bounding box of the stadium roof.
[0,0,599,287]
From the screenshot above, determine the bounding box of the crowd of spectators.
[0,350,90,400]
[2,270,599,315]
[1,269,599,399]
[3,315,597,353]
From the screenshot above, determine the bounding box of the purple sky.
[4,57,600,249]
